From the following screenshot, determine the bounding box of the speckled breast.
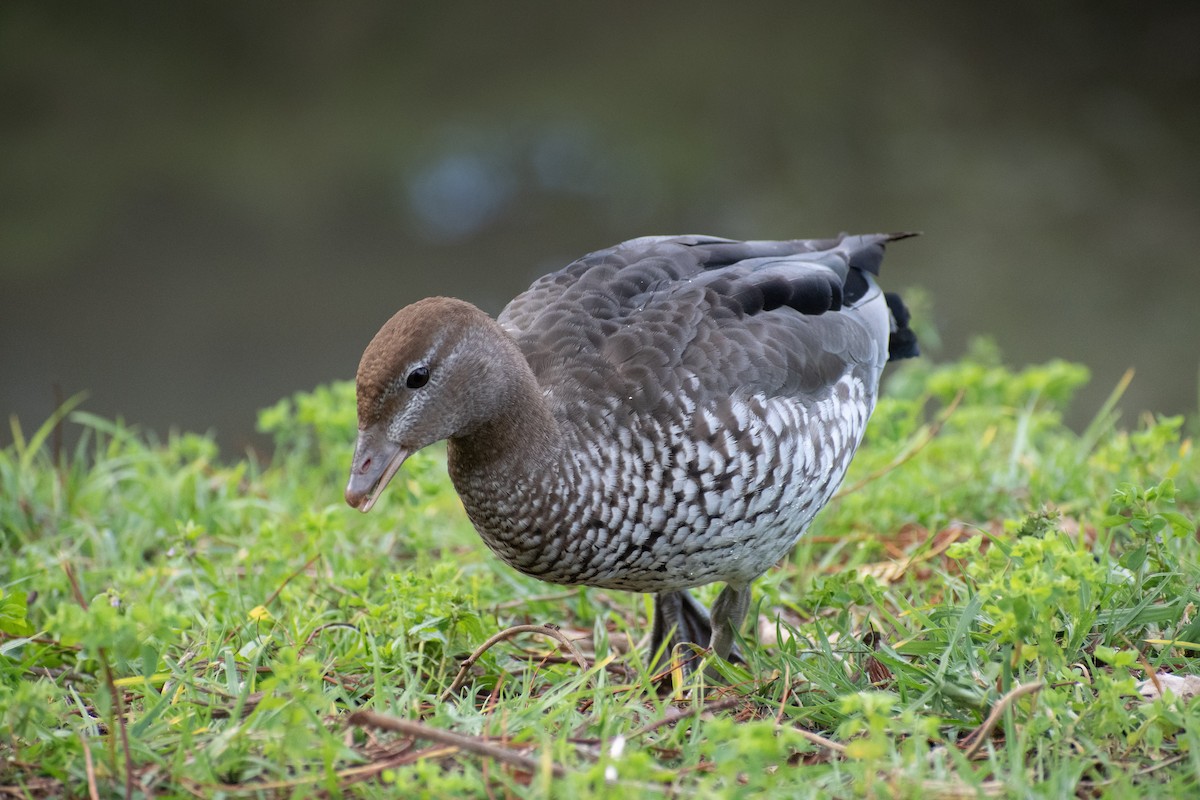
[450,373,877,592]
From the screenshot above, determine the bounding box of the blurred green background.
[2,3,1197,453]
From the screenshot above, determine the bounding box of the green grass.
[3,341,1199,798]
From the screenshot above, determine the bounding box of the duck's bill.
[345,431,410,513]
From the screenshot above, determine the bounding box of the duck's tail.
[885,291,919,360]
[843,232,920,362]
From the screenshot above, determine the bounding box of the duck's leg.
[650,590,712,664]
[651,587,749,667]
[709,583,752,663]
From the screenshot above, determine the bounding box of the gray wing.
[497,233,908,419]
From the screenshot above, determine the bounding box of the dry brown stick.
[480,675,506,800]
[835,387,964,499]
[178,745,458,795]
[1126,634,1164,699]
[959,681,1045,759]
[440,624,590,700]
[336,745,458,788]
[648,647,708,687]
[0,777,62,798]
[1135,753,1187,777]
[631,695,742,739]
[348,709,568,778]
[774,664,792,725]
[785,725,847,755]
[871,524,976,584]
[1075,753,1188,792]
[263,553,321,608]
[176,776,210,799]
[79,733,101,800]
[101,662,134,800]
[917,778,1007,797]
[1,630,79,649]
[301,621,360,649]
[25,665,89,682]
[63,562,134,800]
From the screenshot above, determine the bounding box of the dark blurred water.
[2,3,1198,454]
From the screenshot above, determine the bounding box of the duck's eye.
[406,366,430,389]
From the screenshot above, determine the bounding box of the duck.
[345,232,918,666]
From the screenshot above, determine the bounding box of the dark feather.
[498,232,917,411]
[885,292,920,360]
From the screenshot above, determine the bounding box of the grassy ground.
[2,341,1199,798]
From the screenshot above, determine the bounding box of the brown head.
[345,296,523,512]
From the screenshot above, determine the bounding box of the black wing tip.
[841,231,918,277]
[889,330,920,360]
[838,231,921,246]
[885,291,920,360]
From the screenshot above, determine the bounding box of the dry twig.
[441,623,590,700]
[632,696,743,738]
[774,664,792,725]
[958,681,1045,759]
[80,733,101,800]
[301,621,360,649]
[348,709,568,778]
[263,553,321,608]
[786,725,847,755]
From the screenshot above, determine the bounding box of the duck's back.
[500,234,907,413]
[473,233,914,591]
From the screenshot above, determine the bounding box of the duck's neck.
[444,338,562,497]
